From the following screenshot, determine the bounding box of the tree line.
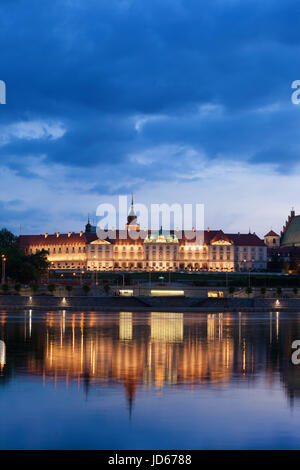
[0,228,49,283]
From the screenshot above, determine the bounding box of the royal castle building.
[19,199,267,272]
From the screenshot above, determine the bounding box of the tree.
[14,283,22,294]
[1,284,9,294]
[246,287,253,297]
[0,228,49,283]
[0,228,17,250]
[48,284,56,295]
[82,284,90,295]
[294,287,299,296]
[277,287,282,297]
[103,283,110,296]
[261,287,266,297]
[65,285,73,295]
[29,283,39,295]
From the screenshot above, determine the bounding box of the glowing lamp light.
[151,290,184,296]
[119,289,134,297]
[275,299,280,306]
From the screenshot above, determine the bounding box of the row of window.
[28,244,266,256]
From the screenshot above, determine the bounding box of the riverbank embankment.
[0,295,298,312]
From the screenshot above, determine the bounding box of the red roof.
[19,232,97,248]
[264,230,279,237]
[19,230,265,248]
[210,230,232,245]
[226,233,265,246]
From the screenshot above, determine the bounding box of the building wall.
[264,235,280,249]
[20,232,268,272]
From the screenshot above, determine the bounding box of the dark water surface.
[1,310,300,449]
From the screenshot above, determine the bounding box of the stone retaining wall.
[0,295,299,312]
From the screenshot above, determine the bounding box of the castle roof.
[264,230,279,237]
[19,230,265,247]
[19,232,97,248]
[281,215,300,247]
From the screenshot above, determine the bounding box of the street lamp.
[1,254,6,284]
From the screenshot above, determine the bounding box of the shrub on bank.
[229,286,235,297]
[82,284,90,295]
[14,283,22,294]
[65,285,73,295]
[277,287,282,297]
[261,287,266,297]
[29,283,39,295]
[1,284,9,294]
[246,287,253,297]
[47,284,56,295]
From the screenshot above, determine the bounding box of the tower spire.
[126,194,139,229]
[85,213,92,233]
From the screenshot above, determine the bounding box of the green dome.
[281,216,300,247]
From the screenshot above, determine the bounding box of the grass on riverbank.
[47,271,300,288]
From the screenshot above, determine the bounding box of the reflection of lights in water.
[81,329,84,372]
[243,338,246,374]
[226,338,230,368]
[62,310,65,335]
[0,340,5,370]
[218,313,223,340]
[276,311,279,339]
[270,312,272,344]
[151,312,183,342]
[119,312,132,341]
[29,309,32,337]
[0,312,6,325]
[26,313,236,394]
[207,314,216,340]
[72,314,75,351]
[207,313,224,341]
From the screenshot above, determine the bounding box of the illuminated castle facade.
[19,199,267,272]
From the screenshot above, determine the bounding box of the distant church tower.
[126,195,139,230]
[85,215,92,233]
[264,230,280,248]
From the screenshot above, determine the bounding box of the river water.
[0,310,300,449]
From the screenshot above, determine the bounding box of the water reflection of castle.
[1,310,300,408]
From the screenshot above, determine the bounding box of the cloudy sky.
[1,0,300,237]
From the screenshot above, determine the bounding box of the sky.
[0,0,300,237]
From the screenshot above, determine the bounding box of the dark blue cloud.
[0,0,299,199]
